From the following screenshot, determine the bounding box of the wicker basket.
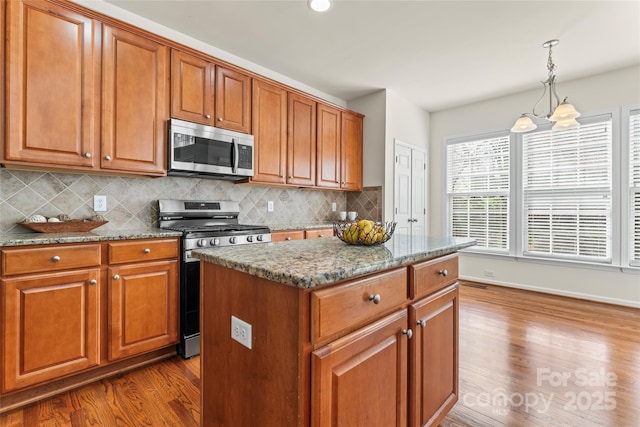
[333,221,396,246]
[18,220,108,233]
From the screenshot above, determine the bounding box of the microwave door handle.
[232,139,238,173]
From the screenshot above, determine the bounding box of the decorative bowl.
[18,220,108,233]
[333,221,396,246]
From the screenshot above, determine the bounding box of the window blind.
[522,117,612,262]
[447,135,510,251]
[629,109,640,266]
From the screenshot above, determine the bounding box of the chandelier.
[511,39,580,133]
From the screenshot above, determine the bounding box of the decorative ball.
[90,214,105,222]
[58,214,71,222]
[26,214,47,223]
[47,217,61,222]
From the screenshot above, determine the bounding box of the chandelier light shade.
[511,39,580,133]
[308,0,332,12]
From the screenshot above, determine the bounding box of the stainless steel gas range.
[158,199,271,358]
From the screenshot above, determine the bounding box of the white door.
[394,140,427,237]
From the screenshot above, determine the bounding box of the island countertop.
[192,235,475,289]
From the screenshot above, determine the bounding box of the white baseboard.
[459,275,640,309]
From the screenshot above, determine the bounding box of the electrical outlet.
[94,195,107,212]
[267,200,274,212]
[331,202,337,212]
[231,315,252,349]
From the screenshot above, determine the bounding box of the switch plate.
[231,315,252,349]
[94,195,107,212]
[267,200,274,212]
[331,202,337,212]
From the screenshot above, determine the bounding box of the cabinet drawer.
[1,244,101,276]
[271,230,305,242]
[108,239,179,264]
[410,253,458,300]
[305,228,334,239]
[311,268,407,344]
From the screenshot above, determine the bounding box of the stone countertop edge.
[193,236,476,289]
[0,228,183,247]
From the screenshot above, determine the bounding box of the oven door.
[179,258,201,358]
[168,118,253,177]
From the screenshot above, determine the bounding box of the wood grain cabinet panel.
[271,230,306,242]
[101,24,168,175]
[1,244,101,276]
[5,0,99,167]
[287,93,316,186]
[304,228,334,239]
[311,310,408,427]
[170,49,214,125]
[215,66,251,133]
[251,79,287,184]
[316,103,342,189]
[108,260,178,361]
[1,269,99,392]
[409,284,459,427]
[107,239,179,264]
[410,253,458,300]
[341,111,364,191]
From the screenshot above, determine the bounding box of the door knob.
[402,329,413,339]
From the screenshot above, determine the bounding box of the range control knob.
[256,235,264,242]
[210,238,220,246]
[197,239,207,247]
[247,235,253,242]
[229,237,237,244]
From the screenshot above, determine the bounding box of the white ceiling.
[102,0,640,112]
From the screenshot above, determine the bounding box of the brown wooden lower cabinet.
[271,228,334,242]
[200,253,460,427]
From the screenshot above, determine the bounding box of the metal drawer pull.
[144,248,151,254]
[89,279,97,285]
[417,320,426,328]
[286,237,291,240]
[402,329,413,339]
[113,274,120,280]
[205,114,211,119]
[52,256,61,262]
[84,152,92,158]
[368,294,381,304]
[319,234,324,237]
[438,269,448,277]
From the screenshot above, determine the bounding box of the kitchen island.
[193,235,474,427]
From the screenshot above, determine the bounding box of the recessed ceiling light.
[308,0,332,12]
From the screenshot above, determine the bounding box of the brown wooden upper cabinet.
[170,49,215,126]
[4,0,167,176]
[251,79,287,184]
[215,65,251,134]
[287,93,317,186]
[101,25,168,175]
[317,105,364,191]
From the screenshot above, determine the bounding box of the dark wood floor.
[1,283,638,426]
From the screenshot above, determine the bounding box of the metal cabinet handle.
[417,320,426,328]
[84,152,92,158]
[113,274,120,280]
[89,279,97,285]
[52,255,61,262]
[319,234,324,237]
[368,294,381,304]
[288,175,293,179]
[286,237,291,241]
[218,117,223,122]
[205,114,211,119]
[402,329,413,339]
[438,269,448,277]
[144,248,151,254]
[105,155,112,161]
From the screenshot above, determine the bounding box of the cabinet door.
[5,0,98,167]
[287,93,316,186]
[316,103,342,189]
[252,79,287,184]
[409,284,459,427]
[341,111,364,191]
[215,65,251,133]
[1,270,99,392]
[271,230,305,242]
[108,260,178,361]
[102,25,168,175]
[170,49,214,125]
[311,310,408,427]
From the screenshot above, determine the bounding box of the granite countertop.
[193,235,475,289]
[0,228,183,247]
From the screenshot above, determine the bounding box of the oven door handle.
[232,139,238,174]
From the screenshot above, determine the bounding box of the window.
[522,116,613,263]
[446,133,510,252]
[629,109,640,267]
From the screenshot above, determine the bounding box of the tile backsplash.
[0,169,357,233]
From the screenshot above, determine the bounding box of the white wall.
[430,65,640,307]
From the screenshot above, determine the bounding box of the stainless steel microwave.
[168,118,254,180]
